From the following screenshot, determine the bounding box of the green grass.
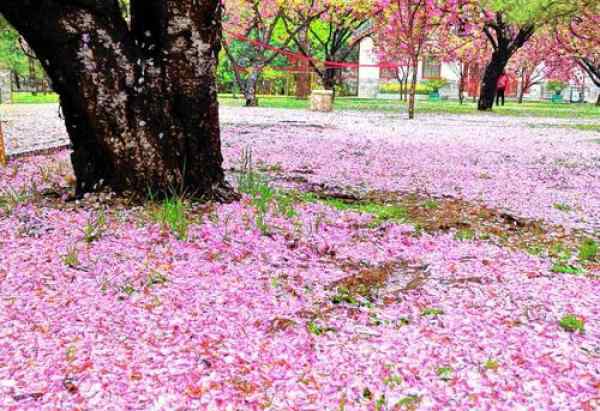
[7,91,597,119]
[11,92,59,104]
[321,198,408,227]
[219,94,600,119]
[559,314,585,333]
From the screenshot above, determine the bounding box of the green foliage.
[551,263,585,275]
[422,199,439,210]
[436,366,454,381]
[379,82,429,95]
[12,92,59,104]
[82,210,107,243]
[578,239,598,262]
[455,228,475,241]
[483,359,500,370]
[307,321,324,336]
[323,198,408,227]
[151,197,190,240]
[422,78,449,93]
[331,287,359,306]
[546,80,567,94]
[147,270,168,288]
[0,187,30,214]
[482,0,583,25]
[63,246,80,268]
[421,307,444,317]
[559,314,584,333]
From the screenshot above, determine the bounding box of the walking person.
[496,71,508,106]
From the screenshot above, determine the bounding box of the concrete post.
[0,70,12,104]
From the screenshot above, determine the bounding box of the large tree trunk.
[1,0,235,200]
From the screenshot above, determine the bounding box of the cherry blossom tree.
[552,3,599,105]
[0,0,236,200]
[375,0,453,119]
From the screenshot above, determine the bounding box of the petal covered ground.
[0,106,599,410]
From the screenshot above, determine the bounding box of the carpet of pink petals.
[0,106,599,410]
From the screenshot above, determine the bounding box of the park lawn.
[219,94,600,119]
[7,92,599,120]
[12,91,59,104]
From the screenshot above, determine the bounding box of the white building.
[358,37,599,104]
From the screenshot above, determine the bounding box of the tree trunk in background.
[408,59,418,120]
[478,20,534,111]
[243,69,260,107]
[0,0,235,200]
[295,28,311,100]
[596,93,600,106]
[323,67,337,99]
[478,49,509,111]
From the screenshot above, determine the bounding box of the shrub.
[378,82,429,95]
[422,78,449,93]
[546,80,567,94]
[559,314,584,333]
[578,239,598,262]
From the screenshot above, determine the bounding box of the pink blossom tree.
[375,0,455,119]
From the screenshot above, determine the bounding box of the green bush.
[422,78,449,93]
[546,80,567,94]
[378,82,429,95]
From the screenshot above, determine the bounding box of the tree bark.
[1,0,235,200]
[478,49,509,111]
[408,59,418,120]
[243,69,260,107]
[478,18,534,111]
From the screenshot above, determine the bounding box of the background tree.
[222,0,316,106]
[461,0,587,110]
[552,2,599,105]
[508,33,554,103]
[375,0,450,119]
[0,0,235,200]
[284,0,377,96]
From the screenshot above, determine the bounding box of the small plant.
[421,307,444,317]
[82,209,107,243]
[0,187,30,214]
[553,203,572,212]
[120,283,136,296]
[151,196,190,240]
[546,80,567,95]
[422,78,449,93]
[483,359,500,371]
[383,375,403,387]
[331,287,359,306]
[362,387,372,400]
[551,263,585,275]
[422,199,439,210]
[395,395,421,409]
[559,314,584,333]
[436,366,453,381]
[578,238,598,262]
[307,321,324,336]
[147,270,168,288]
[454,228,475,241]
[63,246,80,268]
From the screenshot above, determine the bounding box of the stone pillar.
[0,70,12,104]
[0,69,12,104]
[358,37,380,99]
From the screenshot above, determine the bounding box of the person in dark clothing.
[496,71,508,106]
